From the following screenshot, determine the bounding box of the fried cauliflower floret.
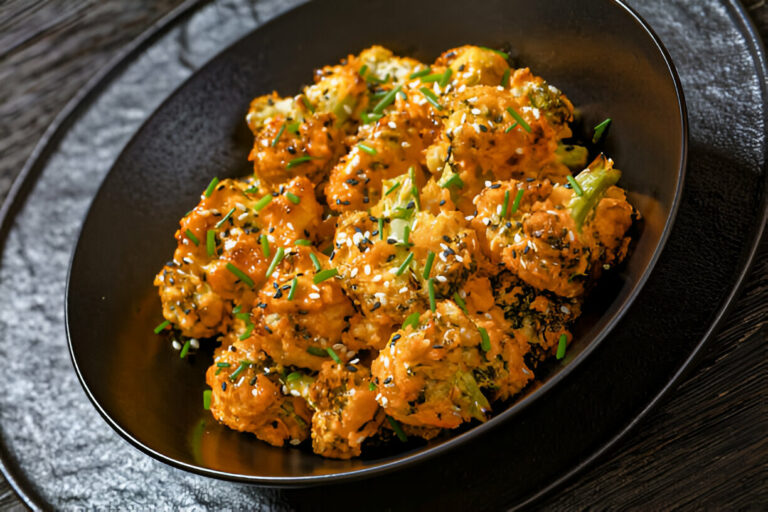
[247,246,356,371]
[357,45,422,86]
[507,67,574,138]
[435,45,510,87]
[308,361,383,459]
[206,336,311,447]
[371,300,532,430]
[246,92,300,135]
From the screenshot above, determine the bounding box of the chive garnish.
[295,239,312,246]
[288,277,298,300]
[387,416,408,442]
[260,234,270,258]
[271,122,286,147]
[180,339,191,358]
[233,305,242,314]
[301,96,315,113]
[439,67,453,87]
[216,362,231,368]
[479,46,509,60]
[357,142,377,155]
[402,312,420,329]
[427,278,436,312]
[326,347,342,364]
[556,333,567,359]
[500,189,510,218]
[226,263,254,287]
[368,382,376,391]
[185,229,200,246]
[505,122,519,133]
[238,322,254,341]
[378,217,384,240]
[592,118,612,143]
[313,268,338,284]
[453,292,468,314]
[286,120,301,134]
[419,87,443,110]
[478,327,491,352]
[307,346,328,357]
[358,64,368,77]
[395,252,414,276]
[206,230,216,256]
[286,371,302,383]
[566,175,584,196]
[285,191,301,204]
[385,181,401,195]
[409,67,432,79]
[510,188,525,214]
[420,72,444,83]
[423,251,435,279]
[153,320,170,334]
[244,185,258,194]
[253,194,273,212]
[286,155,320,169]
[203,389,212,410]
[321,245,333,256]
[215,207,235,229]
[372,85,402,114]
[506,107,532,133]
[441,173,464,189]
[265,247,285,278]
[309,252,322,272]
[204,177,219,198]
[361,112,383,124]
[501,68,510,87]
[229,361,248,381]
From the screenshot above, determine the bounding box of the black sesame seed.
[346,364,358,372]
[490,183,501,189]
[371,301,381,312]
[264,326,273,334]
[221,382,227,391]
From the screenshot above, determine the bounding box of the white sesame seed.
[471,108,482,115]
[289,439,301,445]
[350,268,359,278]
[388,121,397,129]
[561,305,571,314]
[364,265,371,275]
[309,292,320,300]
[399,286,409,293]
[333,343,345,350]
[436,275,447,283]
[172,341,181,350]
[190,339,200,349]
[235,202,246,211]
[237,212,249,221]
[455,255,464,263]
[372,274,382,282]
[290,389,301,397]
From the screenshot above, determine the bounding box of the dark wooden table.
[1,1,765,509]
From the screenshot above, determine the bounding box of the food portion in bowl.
[152,45,637,459]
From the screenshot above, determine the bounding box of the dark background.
[0,0,765,509]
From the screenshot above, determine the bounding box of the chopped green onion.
[288,277,298,300]
[441,173,464,189]
[395,252,414,276]
[387,416,408,442]
[478,327,491,352]
[229,361,249,381]
[402,225,411,246]
[453,292,468,314]
[506,107,531,133]
[419,87,443,110]
[439,67,453,87]
[265,247,285,278]
[295,239,312,246]
[153,320,170,334]
[204,177,219,198]
[321,245,334,256]
[286,371,302,382]
[510,188,525,214]
[309,253,322,272]
[358,64,368,77]
[286,120,301,134]
[206,230,216,256]
[238,322,254,341]
[427,278,436,312]
[361,112,383,124]
[592,118,612,143]
[271,122,286,147]
[422,251,435,279]
[500,189,510,219]
[260,234,270,258]
[326,347,342,364]
[402,312,420,329]
[226,263,254,287]
[368,382,376,391]
[301,95,315,113]
[286,156,320,169]
[216,362,231,368]
[203,389,212,410]
[356,142,377,155]
[420,72,444,83]
[378,217,384,240]
[372,85,402,114]
[313,268,338,284]
[253,194,273,212]
[180,339,191,358]
[566,175,584,196]
[556,333,568,360]
[185,229,199,246]
[215,207,235,229]
[307,346,328,357]
[234,312,250,321]
[505,122,519,133]
[232,305,242,314]
[385,181,401,195]
[479,46,509,60]
[285,191,301,204]
[409,67,432,79]
[244,185,258,194]
[501,68,510,87]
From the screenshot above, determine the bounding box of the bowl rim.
[63,0,689,487]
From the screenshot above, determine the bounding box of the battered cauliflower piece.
[308,361,383,459]
[435,45,510,88]
[206,335,311,447]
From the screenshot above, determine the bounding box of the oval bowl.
[66,0,686,486]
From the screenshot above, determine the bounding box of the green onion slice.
[286,155,320,169]
[500,189,510,219]
[253,194,273,212]
[479,46,509,60]
[506,107,532,133]
[422,251,435,279]
[566,175,584,196]
[478,327,491,352]
[510,188,525,214]
[271,122,286,147]
[265,247,285,278]
[453,292,468,314]
[556,333,568,359]
[313,268,338,284]
[215,207,235,229]
[419,87,443,110]
[356,142,377,155]
[441,173,464,189]
[409,67,432,79]
[385,181,401,196]
[153,320,170,334]
[294,239,312,246]
[203,390,212,410]
[592,118,612,144]
[226,263,254,287]
[285,191,301,204]
[387,416,408,442]
[309,253,322,272]
[372,85,402,114]
[402,312,420,329]
[185,229,199,246]
[326,347,342,364]
[180,339,191,358]
[287,277,298,300]
[439,67,453,87]
[204,177,219,198]
[260,234,270,258]
[427,278,436,312]
[395,252,414,276]
[307,346,328,357]
[206,230,216,257]
[501,68,510,87]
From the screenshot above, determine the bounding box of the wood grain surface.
[0,1,765,509]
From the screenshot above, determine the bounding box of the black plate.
[65,0,686,485]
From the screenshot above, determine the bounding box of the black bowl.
[66,0,686,485]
